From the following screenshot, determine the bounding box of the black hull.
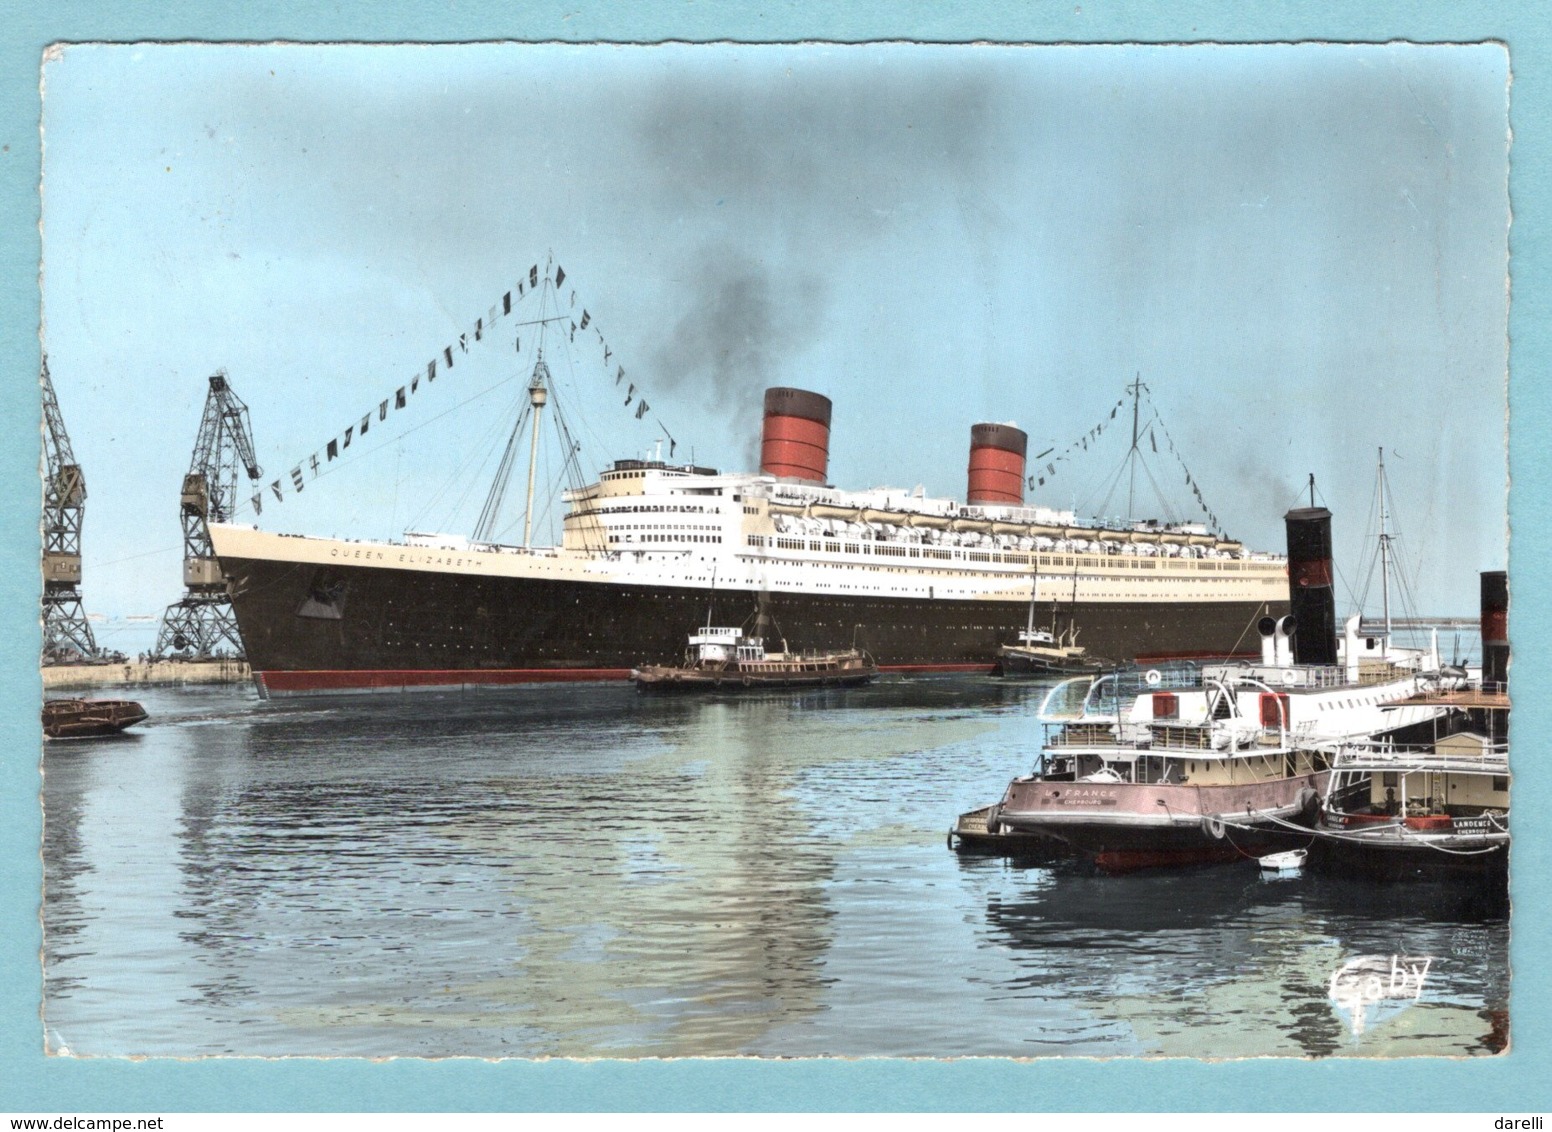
[996,652,1105,678]
[220,553,1282,694]
[1308,837,1510,880]
[1042,820,1311,872]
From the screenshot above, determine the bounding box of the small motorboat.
[1258,848,1308,873]
[42,698,148,739]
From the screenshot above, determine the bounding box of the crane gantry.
[154,371,262,659]
[40,355,99,663]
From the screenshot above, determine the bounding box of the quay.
[42,658,251,691]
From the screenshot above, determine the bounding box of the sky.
[38,41,1509,645]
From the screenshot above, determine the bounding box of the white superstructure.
[551,459,1286,605]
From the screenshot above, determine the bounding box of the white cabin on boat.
[687,627,768,665]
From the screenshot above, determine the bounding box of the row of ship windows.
[614,523,719,532]
[746,535,1262,571]
[584,503,715,516]
[610,534,725,544]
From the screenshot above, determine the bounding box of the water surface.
[42,679,1508,1057]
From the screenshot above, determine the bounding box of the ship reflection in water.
[42,679,1507,1058]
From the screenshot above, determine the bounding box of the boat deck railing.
[1398,687,1510,710]
[1328,745,1509,776]
[1044,723,1128,748]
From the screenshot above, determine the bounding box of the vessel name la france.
[211,386,1289,695]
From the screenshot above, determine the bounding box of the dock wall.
[42,660,252,691]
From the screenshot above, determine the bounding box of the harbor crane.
[40,355,99,663]
[154,371,261,659]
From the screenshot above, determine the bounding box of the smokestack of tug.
[1284,506,1338,666]
[967,424,1028,506]
[1481,570,1509,688]
[760,388,832,484]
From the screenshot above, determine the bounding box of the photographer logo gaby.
[1328,954,1434,1036]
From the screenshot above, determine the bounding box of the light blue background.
[2,2,1546,1112]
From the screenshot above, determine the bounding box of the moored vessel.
[1258,848,1307,873]
[42,697,149,739]
[1304,571,1510,880]
[1311,732,1508,878]
[987,505,1462,871]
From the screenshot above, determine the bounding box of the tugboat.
[1306,571,1510,880]
[1312,731,1508,878]
[985,505,1463,871]
[997,567,1108,677]
[998,624,1105,677]
[42,698,149,739]
[631,625,878,692]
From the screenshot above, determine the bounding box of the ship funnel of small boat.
[1284,506,1338,666]
[1273,614,1297,667]
[1257,616,1278,666]
[1482,569,1509,688]
[967,423,1027,506]
[761,387,832,484]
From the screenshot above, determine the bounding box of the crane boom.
[40,355,99,662]
[154,371,263,659]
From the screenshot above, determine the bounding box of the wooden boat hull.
[947,803,1072,860]
[42,698,149,740]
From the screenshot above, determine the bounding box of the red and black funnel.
[967,423,1028,506]
[761,388,832,484]
[1284,506,1337,666]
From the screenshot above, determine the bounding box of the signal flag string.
[1023,383,1225,535]
[241,258,680,518]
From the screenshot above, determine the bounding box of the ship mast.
[1377,446,1392,651]
[473,266,583,549]
[1126,374,1143,520]
[522,354,550,549]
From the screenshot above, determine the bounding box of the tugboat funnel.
[1283,506,1338,666]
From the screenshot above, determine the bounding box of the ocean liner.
[211,385,1289,696]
